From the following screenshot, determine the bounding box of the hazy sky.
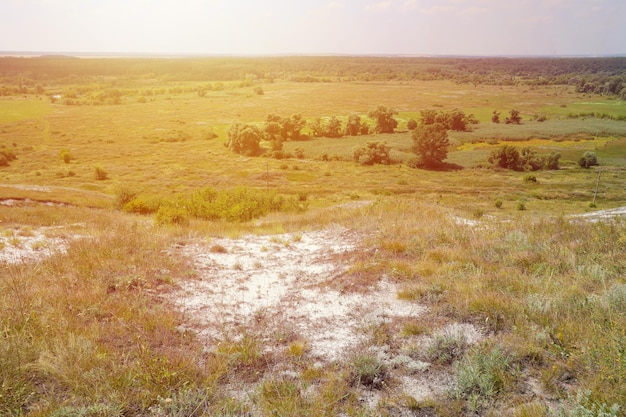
[2,0,625,56]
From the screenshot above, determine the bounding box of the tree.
[226,122,263,156]
[420,109,437,126]
[492,110,501,124]
[264,113,306,141]
[505,109,522,124]
[407,119,418,130]
[368,106,398,134]
[420,108,476,131]
[411,123,450,168]
[345,114,363,136]
[578,151,599,168]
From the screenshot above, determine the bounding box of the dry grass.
[1,59,626,416]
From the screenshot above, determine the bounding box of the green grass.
[0,98,51,124]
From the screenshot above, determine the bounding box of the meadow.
[1,56,625,416]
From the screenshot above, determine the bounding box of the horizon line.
[1,51,626,59]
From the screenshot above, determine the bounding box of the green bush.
[155,205,189,226]
[578,151,599,169]
[114,185,139,210]
[353,141,391,165]
[184,186,306,222]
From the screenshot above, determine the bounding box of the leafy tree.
[578,151,599,168]
[309,116,344,138]
[411,123,450,168]
[264,113,306,141]
[420,108,476,131]
[407,119,418,130]
[281,113,306,140]
[226,122,263,156]
[368,106,398,134]
[345,114,364,136]
[353,141,391,165]
[505,109,522,124]
[492,110,501,123]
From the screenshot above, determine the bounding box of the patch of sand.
[170,226,425,361]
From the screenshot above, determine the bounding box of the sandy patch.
[170,226,426,361]
[571,206,626,222]
[0,225,76,264]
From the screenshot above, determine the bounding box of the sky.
[1,0,625,56]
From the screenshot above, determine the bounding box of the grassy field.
[1,57,626,416]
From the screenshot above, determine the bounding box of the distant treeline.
[1,55,625,97]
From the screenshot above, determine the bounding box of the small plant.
[94,165,108,180]
[495,200,503,209]
[523,174,537,183]
[209,244,228,253]
[517,201,527,211]
[287,340,307,357]
[59,148,73,163]
[452,345,515,411]
[554,390,620,417]
[426,331,468,365]
[114,185,139,209]
[349,353,387,389]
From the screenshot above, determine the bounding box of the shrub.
[489,145,520,170]
[94,166,108,180]
[492,110,501,123]
[452,345,515,410]
[495,200,503,209]
[0,148,17,167]
[426,331,468,365]
[578,151,599,168]
[353,141,391,165]
[523,174,537,183]
[349,353,387,389]
[407,119,418,130]
[155,205,189,226]
[114,185,139,209]
[555,390,620,417]
[59,148,73,164]
[505,109,522,124]
[545,152,561,170]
